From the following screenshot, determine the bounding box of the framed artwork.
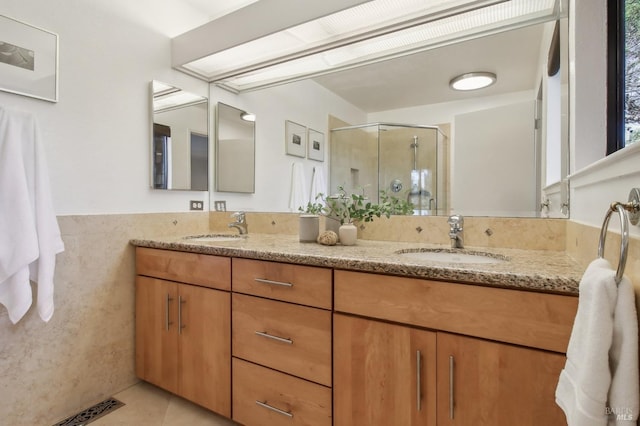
[307,128,325,162]
[285,120,307,157]
[0,15,58,102]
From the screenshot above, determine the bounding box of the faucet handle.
[231,211,246,222]
[448,214,464,228]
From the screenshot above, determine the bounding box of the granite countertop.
[131,233,584,295]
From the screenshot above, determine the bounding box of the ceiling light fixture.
[449,71,497,91]
[240,112,256,122]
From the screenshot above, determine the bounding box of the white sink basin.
[395,249,508,264]
[183,234,246,243]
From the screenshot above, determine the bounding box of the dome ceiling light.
[449,71,497,91]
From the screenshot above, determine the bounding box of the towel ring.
[598,188,640,284]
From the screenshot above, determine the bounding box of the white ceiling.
[95,0,548,113]
[311,22,545,112]
[91,0,258,37]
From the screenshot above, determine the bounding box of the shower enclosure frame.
[329,122,446,215]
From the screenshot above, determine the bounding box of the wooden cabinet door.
[436,332,567,426]
[178,284,231,417]
[333,314,436,426]
[135,276,178,394]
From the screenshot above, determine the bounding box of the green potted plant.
[300,186,414,245]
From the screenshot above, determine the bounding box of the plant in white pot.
[301,186,414,245]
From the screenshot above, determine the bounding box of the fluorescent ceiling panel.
[153,82,206,112]
[177,0,563,92]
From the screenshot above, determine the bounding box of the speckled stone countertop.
[131,233,584,295]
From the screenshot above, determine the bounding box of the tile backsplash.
[211,212,567,251]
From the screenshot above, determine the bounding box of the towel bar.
[598,188,640,284]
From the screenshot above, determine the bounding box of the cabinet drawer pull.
[416,350,422,412]
[449,355,455,420]
[165,294,174,331]
[178,296,186,335]
[254,278,294,287]
[255,400,293,417]
[255,331,293,344]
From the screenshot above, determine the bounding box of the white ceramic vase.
[338,223,357,246]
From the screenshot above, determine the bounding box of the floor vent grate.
[52,397,125,426]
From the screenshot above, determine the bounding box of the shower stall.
[330,123,447,215]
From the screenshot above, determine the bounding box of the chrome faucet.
[448,214,464,249]
[228,211,248,235]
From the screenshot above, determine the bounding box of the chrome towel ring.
[598,188,640,284]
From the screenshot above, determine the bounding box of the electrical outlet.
[190,200,204,211]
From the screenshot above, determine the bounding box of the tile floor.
[90,382,237,426]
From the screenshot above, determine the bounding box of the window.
[608,0,640,154]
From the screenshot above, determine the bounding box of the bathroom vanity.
[131,234,581,426]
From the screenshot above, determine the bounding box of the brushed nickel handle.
[416,350,422,412]
[165,294,174,331]
[254,278,293,287]
[255,400,293,418]
[254,331,293,344]
[449,355,455,420]
[178,296,186,335]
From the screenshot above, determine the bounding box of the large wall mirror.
[151,80,208,191]
[324,17,569,218]
[215,102,255,193]
[208,14,570,218]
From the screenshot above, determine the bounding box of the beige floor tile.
[164,395,236,426]
[90,382,237,426]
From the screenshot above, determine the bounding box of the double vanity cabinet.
[133,243,579,426]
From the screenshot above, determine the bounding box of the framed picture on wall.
[0,15,58,102]
[285,120,307,157]
[307,129,325,162]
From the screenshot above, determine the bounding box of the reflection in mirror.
[206,17,569,217]
[321,18,570,218]
[151,80,208,191]
[215,102,255,193]
[331,123,446,215]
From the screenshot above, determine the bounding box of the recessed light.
[449,72,497,91]
[241,112,256,122]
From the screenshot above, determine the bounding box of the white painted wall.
[368,90,534,128]
[570,0,608,172]
[453,101,537,216]
[0,0,211,215]
[209,80,367,212]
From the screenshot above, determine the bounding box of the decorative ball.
[317,230,338,246]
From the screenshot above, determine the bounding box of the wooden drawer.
[232,358,332,426]
[136,247,230,291]
[232,258,332,309]
[334,270,578,353]
[232,293,332,386]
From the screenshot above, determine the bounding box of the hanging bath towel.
[0,107,65,323]
[309,167,327,203]
[289,162,307,212]
[555,258,639,425]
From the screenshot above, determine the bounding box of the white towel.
[309,167,326,203]
[288,162,307,212]
[0,107,64,323]
[555,258,639,425]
